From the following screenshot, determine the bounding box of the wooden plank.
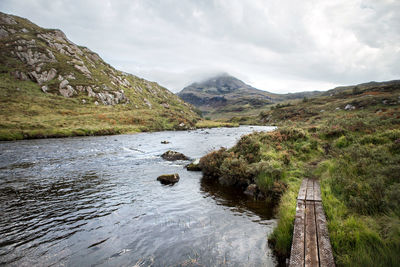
[315,202,335,267]
[306,179,314,201]
[305,201,319,267]
[314,180,322,202]
[297,178,308,200]
[289,200,305,267]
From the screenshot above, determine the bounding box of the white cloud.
[0,0,399,93]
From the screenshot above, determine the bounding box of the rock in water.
[186,159,201,171]
[157,174,180,185]
[161,140,170,144]
[161,150,189,161]
[244,184,258,197]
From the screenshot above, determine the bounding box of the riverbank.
[198,85,400,266]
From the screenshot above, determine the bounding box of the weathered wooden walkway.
[289,178,335,267]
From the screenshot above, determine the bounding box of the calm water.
[0,126,278,267]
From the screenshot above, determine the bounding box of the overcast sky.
[1,0,399,93]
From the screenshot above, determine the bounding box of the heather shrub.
[199,147,229,179]
[219,156,253,187]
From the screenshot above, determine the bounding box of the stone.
[161,103,170,109]
[161,141,170,144]
[47,68,57,81]
[244,184,258,197]
[0,28,9,38]
[94,101,99,105]
[157,173,180,185]
[74,64,91,77]
[13,70,28,81]
[41,85,48,93]
[82,99,86,104]
[143,98,152,109]
[59,79,69,89]
[186,159,201,171]
[66,73,76,80]
[59,85,75,97]
[161,150,189,161]
[344,104,355,110]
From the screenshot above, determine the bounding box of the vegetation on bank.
[0,72,235,141]
[199,82,400,266]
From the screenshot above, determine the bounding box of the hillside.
[199,79,400,265]
[177,74,320,119]
[0,12,200,140]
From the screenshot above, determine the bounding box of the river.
[0,126,278,266]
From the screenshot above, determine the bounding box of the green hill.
[0,12,200,140]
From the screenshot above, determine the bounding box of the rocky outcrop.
[157,174,180,185]
[0,12,132,106]
[161,150,189,161]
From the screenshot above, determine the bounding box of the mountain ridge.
[177,74,320,118]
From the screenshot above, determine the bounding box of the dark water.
[0,126,278,267]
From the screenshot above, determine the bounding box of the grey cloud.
[0,0,399,93]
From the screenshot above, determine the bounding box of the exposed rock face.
[157,174,180,185]
[0,11,132,106]
[161,150,189,161]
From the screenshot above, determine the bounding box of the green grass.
[198,82,400,266]
[0,72,200,140]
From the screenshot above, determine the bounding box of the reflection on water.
[0,126,277,266]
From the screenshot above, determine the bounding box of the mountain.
[177,74,320,119]
[0,12,199,140]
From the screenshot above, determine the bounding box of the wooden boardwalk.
[289,178,335,267]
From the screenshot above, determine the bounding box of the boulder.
[0,28,9,39]
[59,85,76,97]
[186,159,201,171]
[161,150,189,161]
[344,104,356,110]
[161,140,170,144]
[157,173,180,185]
[244,184,258,197]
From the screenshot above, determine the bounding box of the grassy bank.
[198,83,400,266]
[0,72,239,141]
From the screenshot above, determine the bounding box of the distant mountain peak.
[177,74,273,111]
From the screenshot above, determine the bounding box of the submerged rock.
[186,159,201,171]
[157,173,180,185]
[161,150,189,161]
[244,184,258,197]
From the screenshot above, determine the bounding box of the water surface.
[0,126,277,266]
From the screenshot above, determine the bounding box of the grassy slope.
[199,83,400,266]
[0,13,203,140]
